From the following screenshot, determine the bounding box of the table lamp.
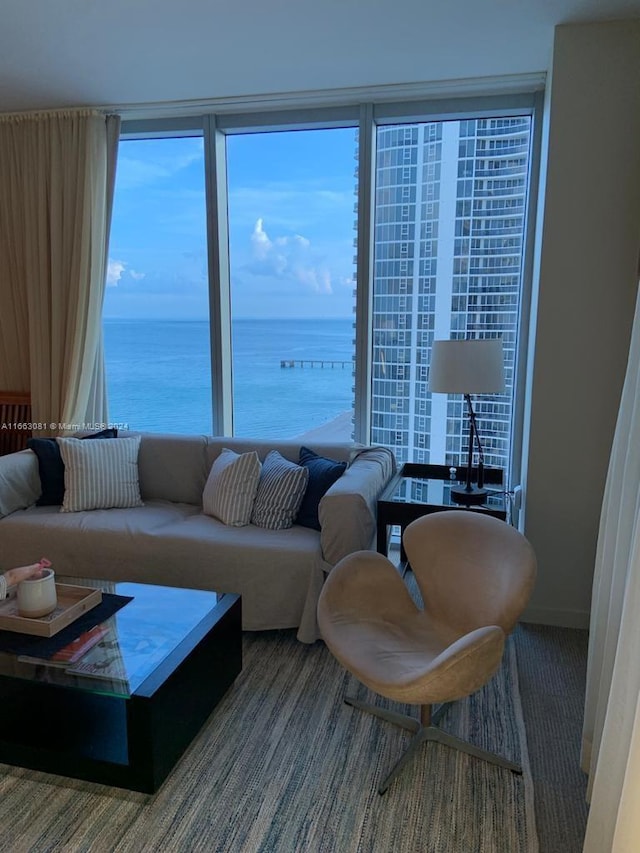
[428,337,505,505]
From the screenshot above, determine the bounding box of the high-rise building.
[370,116,532,477]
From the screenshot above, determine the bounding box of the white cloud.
[106,258,145,287]
[275,234,310,250]
[247,219,333,295]
[106,259,126,287]
[291,265,332,295]
[229,184,353,232]
[250,218,272,260]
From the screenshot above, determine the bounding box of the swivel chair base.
[344,696,522,795]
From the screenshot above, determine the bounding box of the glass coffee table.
[0,579,242,792]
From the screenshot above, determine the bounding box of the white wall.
[0,1,574,111]
[522,20,640,627]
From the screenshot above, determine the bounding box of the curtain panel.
[582,283,640,852]
[0,109,120,433]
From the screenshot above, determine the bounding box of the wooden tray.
[0,584,103,637]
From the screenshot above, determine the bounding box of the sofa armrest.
[318,447,396,567]
[0,450,41,518]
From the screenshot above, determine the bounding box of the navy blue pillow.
[27,428,118,506]
[296,446,347,531]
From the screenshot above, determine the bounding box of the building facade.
[370,116,532,476]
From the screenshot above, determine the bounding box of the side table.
[377,462,508,563]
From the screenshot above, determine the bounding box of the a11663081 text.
[0,422,129,432]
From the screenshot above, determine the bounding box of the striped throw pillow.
[251,450,309,530]
[57,436,143,513]
[203,448,261,526]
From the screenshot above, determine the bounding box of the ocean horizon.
[103,317,355,440]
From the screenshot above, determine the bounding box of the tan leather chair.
[317,509,537,794]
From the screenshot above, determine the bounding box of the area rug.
[0,629,538,853]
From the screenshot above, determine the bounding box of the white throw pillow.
[251,450,309,530]
[57,435,143,513]
[203,448,261,526]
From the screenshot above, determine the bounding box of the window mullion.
[204,115,233,435]
[353,103,375,445]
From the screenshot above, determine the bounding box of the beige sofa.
[0,433,395,642]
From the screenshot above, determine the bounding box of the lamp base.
[450,485,489,506]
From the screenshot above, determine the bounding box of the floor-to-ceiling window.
[370,115,532,480]
[102,93,538,485]
[225,128,357,439]
[104,134,210,433]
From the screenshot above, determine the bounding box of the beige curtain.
[0,109,120,432]
[582,283,640,852]
[84,114,120,425]
[0,123,30,392]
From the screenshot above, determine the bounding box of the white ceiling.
[1,0,640,113]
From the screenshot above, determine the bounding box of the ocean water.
[103,318,354,439]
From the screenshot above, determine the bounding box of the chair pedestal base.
[344,695,522,795]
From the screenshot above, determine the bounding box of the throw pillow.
[27,428,118,506]
[251,450,309,530]
[296,446,347,530]
[57,435,143,512]
[202,448,261,526]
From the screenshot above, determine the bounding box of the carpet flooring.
[514,623,589,853]
[0,627,537,852]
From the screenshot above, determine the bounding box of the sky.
[104,129,357,320]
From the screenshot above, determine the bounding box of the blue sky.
[104,129,357,320]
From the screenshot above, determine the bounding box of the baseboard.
[520,605,590,630]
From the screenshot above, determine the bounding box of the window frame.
[117,88,542,495]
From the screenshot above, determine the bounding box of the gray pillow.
[28,428,118,506]
[57,436,143,512]
[202,448,261,526]
[251,450,309,530]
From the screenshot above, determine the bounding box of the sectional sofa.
[0,433,395,642]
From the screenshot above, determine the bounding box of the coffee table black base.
[0,593,242,793]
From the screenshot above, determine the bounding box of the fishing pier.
[280,359,351,369]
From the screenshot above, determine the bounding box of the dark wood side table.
[377,462,507,563]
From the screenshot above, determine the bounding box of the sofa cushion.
[251,450,309,530]
[0,500,322,638]
[57,435,143,512]
[296,446,347,531]
[202,448,261,526]
[0,500,202,575]
[27,428,118,506]
[0,450,41,518]
[134,432,209,506]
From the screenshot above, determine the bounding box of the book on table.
[65,639,128,682]
[19,612,187,686]
[17,624,109,668]
[19,626,129,684]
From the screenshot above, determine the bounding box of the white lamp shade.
[428,338,505,394]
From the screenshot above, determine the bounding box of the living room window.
[225,127,357,440]
[371,114,534,481]
[104,132,210,433]
[104,92,539,487]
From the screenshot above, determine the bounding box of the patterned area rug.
[0,628,537,852]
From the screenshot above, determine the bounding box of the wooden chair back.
[0,391,32,455]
